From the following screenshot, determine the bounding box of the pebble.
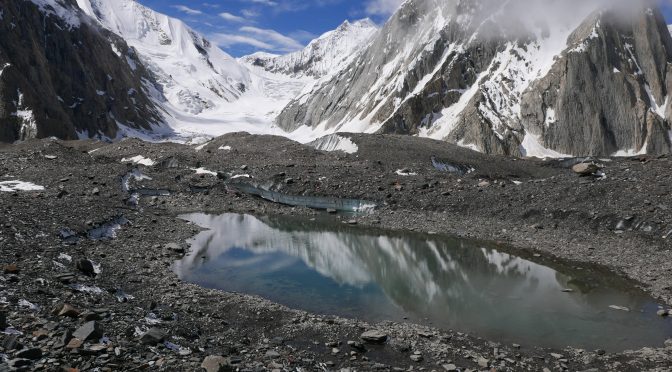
[16,348,42,360]
[410,354,423,362]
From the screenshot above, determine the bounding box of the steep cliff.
[277,0,672,157]
[0,0,163,142]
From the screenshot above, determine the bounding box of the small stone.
[265,350,281,359]
[44,155,57,160]
[139,328,166,345]
[347,341,366,352]
[347,219,358,225]
[57,304,81,318]
[72,321,103,341]
[3,263,19,274]
[91,187,100,195]
[66,338,83,350]
[410,354,423,362]
[561,288,574,293]
[201,355,234,372]
[512,344,521,349]
[0,311,7,329]
[326,208,337,214]
[165,243,185,254]
[240,165,248,170]
[478,181,490,188]
[76,259,96,277]
[32,329,49,340]
[360,330,388,344]
[657,309,669,317]
[417,331,433,338]
[16,348,42,360]
[331,348,340,354]
[80,312,102,322]
[550,353,564,359]
[9,359,32,368]
[442,364,457,371]
[477,357,489,368]
[572,163,600,175]
[2,334,20,350]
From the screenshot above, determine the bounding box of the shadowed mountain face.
[175,213,672,352]
[0,0,163,143]
[276,0,672,157]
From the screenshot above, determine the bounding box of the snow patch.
[395,169,417,176]
[191,168,217,176]
[0,180,45,192]
[520,133,572,159]
[121,155,155,166]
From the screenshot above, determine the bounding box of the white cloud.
[171,5,203,15]
[365,0,403,16]
[239,26,304,50]
[210,25,304,53]
[219,12,246,23]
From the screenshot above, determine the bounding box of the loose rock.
[360,330,388,344]
[139,328,166,345]
[72,321,103,341]
[201,355,234,372]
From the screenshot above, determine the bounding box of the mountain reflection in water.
[175,213,672,351]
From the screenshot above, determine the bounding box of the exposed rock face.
[0,0,163,143]
[276,0,672,157]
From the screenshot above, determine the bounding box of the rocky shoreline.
[1,133,671,371]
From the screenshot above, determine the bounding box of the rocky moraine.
[0,133,671,371]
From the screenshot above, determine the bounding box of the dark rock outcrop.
[0,0,164,143]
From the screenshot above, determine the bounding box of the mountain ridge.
[276,0,672,157]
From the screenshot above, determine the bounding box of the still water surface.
[175,213,672,351]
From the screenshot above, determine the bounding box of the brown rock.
[57,304,81,318]
[3,264,19,274]
[571,163,600,175]
[66,338,83,349]
[201,355,234,372]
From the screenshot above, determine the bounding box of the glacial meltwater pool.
[174,213,672,351]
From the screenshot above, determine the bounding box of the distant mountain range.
[2,0,672,157]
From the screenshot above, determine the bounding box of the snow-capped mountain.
[76,0,251,116]
[277,0,672,157]
[240,19,379,79]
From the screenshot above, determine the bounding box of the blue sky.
[137,0,672,57]
[136,0,399,57]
